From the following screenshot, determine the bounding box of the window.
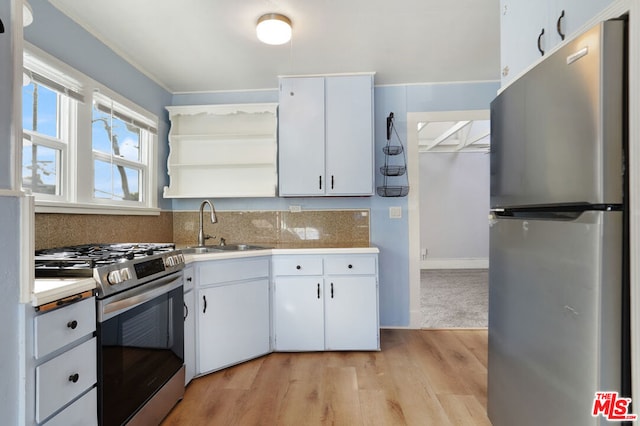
[22,81,65,197]
[22,44,159,214]
[92,94,156,203]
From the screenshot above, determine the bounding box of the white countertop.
[33,277,97,307]
[183,246,379,263]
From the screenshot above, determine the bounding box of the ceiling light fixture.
[256,13,292,45]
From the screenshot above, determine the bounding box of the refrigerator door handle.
[491,208,583,221]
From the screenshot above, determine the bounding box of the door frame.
[406,109,490,328]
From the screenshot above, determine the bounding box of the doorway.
[407,110,490,328]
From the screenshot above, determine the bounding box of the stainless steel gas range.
[35,243,186,426]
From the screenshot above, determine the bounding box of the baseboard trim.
[421,258,488,270]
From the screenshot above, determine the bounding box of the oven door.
[97,272,184,426]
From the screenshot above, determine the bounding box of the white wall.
[419,152,489,268]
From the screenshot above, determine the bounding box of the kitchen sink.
[181,244,270,254]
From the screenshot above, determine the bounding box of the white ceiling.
[47,0,500,94]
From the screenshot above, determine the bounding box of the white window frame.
[23,43,159,215]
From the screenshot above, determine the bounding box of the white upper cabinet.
[164,104,278,198]
[500,0,613,86]
[278,77,326,196]
[278,74,374,196]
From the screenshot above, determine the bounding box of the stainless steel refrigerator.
[488,19,631,426]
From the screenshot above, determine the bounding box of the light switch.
[389,206,402,219]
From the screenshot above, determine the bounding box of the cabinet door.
[550,0,613,46]
[500,0,549,85]
[278,77,326,196]
[183,289,195,385]
[324,277,379,351]
[325,75,374,195]
[273,277,324,351]
[198,279,270,374]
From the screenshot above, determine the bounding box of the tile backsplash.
[173,209,370,248]
[35,212,174,250]
[35,209,370,250]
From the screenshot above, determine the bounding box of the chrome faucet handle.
[204,234,215,241]
[219,237,226,246]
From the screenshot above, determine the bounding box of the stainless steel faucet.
[197,200,218,246]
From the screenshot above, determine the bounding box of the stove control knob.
[107,268,131,285]
[120,267,131,281]
[165,256,175,267]
[107,270,122,285]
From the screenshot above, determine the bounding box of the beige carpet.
[420,269,488,328]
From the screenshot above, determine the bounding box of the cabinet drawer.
[199,258,270,285]
[272,256,323,276]
[36,337,97,423]
[325,256,377,275]
[43,387,97,426]
[34,297,96,359]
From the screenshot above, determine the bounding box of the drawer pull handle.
[67,320,78,330]
[296,265,301,270]
[556,10,565,40]
[68,373,80,383]
[187,277,192,282]
[537,28,545,56]
[348,264,353,269]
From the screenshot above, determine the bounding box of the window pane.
[22,138,60,195]
[94,160,141,201]
[22,82,59,138]
[92,105,141,162]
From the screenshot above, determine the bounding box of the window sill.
[34,201,161,216]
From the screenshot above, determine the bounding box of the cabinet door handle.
[556,10,565,40]
[68,373,80,383]
[184,302,189,321]
[203,295,207,313]
[537,28,545,56]
[331,282,334,298]
[186,277,192,282]
[317,283,320,299]
[296,265,301,270]
[67,320,78,330]
[331,175,334,189]
[348,264,353,269]
[319,175,322,190]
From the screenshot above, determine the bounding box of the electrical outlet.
[289,205,302,213]
[389,206,402,219]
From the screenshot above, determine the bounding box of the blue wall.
[23,0,499,326]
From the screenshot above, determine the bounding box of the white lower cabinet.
[324,276,378,350]
[196,257,271,375]
[273,277,325,351]
[273,254,379,351]
[32,296,97,425]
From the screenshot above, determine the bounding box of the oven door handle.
[98,273,183,322]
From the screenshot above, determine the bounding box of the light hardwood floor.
[162,329,490,426]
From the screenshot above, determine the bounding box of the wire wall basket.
[377,112,409,197]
